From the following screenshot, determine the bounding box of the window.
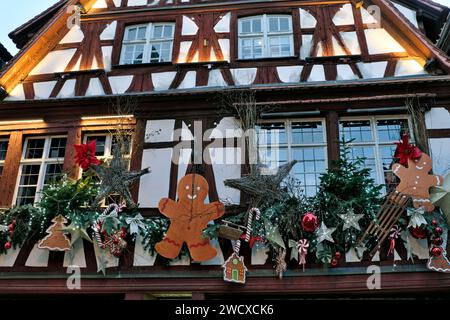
[339,117,411,189]
[257,120,328,197]
[0,138,8,178]
[120,23,175,65]
[15,136,67,206]
[238,15,294,59]
[83,133,132,205]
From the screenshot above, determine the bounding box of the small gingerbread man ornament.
[155,174,225,261]
[392,153,443,212]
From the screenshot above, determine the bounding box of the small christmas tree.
[38,215,71,251]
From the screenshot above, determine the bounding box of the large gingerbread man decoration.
[155,174,225,261]
[392,153,443,212]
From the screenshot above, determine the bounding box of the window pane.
[347,146,377,181]
[340,120,373,142]
[16,187,37,206]
[153,25,163,39]
[127,28,137,41]
[269,17,278,32]
[19,164,41,186]
[44,163,63,185]
[292,122,324,144]
[259,147,288,170]
[137,27,147,40]
[87,136,107,157]
[25,139,45,159]
[377,119,409,142]
[241,20,251,33]
[0,140,8,160]
[257,123,287,145]
[292,147,327,197]
[279,17,290,31]
[49,137,67,158]
[112,135,132,156]
[252,18,262,33]
[163,25,173,38]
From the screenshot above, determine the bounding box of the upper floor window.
[339,117,411,190]
[15,136,66,206]
[257,120,327,197]
[0,138,8,178]
[120,23,175,65]
[238,15,294,60]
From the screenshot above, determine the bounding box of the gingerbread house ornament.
[223,252,248,284]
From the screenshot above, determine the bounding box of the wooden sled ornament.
[357,191,410,258]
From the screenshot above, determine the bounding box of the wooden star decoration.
[92,146,150,208]
[224,161,297,204]
[61,221,92,245]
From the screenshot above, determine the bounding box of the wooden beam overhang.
[0,267,448,295]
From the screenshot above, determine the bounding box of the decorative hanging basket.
[218,220,247,240]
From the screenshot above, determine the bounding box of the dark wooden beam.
[0,132,23,207]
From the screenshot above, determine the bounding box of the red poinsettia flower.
[394,134,422,166]
[74,140,101,170]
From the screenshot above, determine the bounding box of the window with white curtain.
[120,23,175,65]
[238,15,294,59]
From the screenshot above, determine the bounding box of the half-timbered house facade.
[0,0,450,299]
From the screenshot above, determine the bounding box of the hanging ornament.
[222,252,247,284]
[38,215,72,251]
[330,258,338,267]
[315,222,336,244]
[338,208,364,231]
[288,239,309,271]
[428,248,450,273]
[431,246,443,257]
[407,207,427,229]
[409,226,428,239]
[388,225,401,256]
[335,252,342,260]
[301,212,319,233]
[103,229,127,257]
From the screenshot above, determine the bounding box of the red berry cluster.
[4,219,16,250]
[430,219,443,257]
[331,251,341,267]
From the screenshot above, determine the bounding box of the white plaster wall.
[182,16,199,35]
[177,41,195,63]
[127,0,147,6]
[209,147,241,204]
[30,49,78,75]
[218,39,230,61]
[207,69,227,87]
[333,4,354,26]
[392,2,419,28]
[4,84,25,101]
[59,26,84,44]
[0,246,22,267]
[177,71,197,89]
[336,64,358,80]
[109,75,133,94]
[300,35,313,59]
[365,29,406,54]
[429,138,450,176]
[133,234,157,266]
[300,8,316,28]
[102,46,113,71]
[356,61,388,79]
[277,66,303,83]
[25,243,49,267]
[57,79,76,98]
[214,12,231,33]
[139,148,173,208]
[152,71,177,91]
[307,65,326,82]
[340,31,361,55]
[93,0,108,9]
[100,21,117,40]
[63,238,87,268]
[208,117,242,139]
[34,81,57,100]
[145,119,175,143]
[425,108,450,130]
[231,68,257,85]
[394,59,426,77]
[85,78,105,96]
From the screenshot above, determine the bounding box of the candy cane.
[244,208,261,243]
[92,221,104,249]
[234,239,241,254]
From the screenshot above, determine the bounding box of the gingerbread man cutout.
[392,153,443,212]
[155,174,225,261]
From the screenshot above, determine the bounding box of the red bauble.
[432,219,438,227]
[431,246,443,257]
[434,237,443,246]
[335,252,342,260]
[301,212,319,233]
[330,258,338,267]
[409,226,427,239]
[435,227,443,235]
[4,242,11,250]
